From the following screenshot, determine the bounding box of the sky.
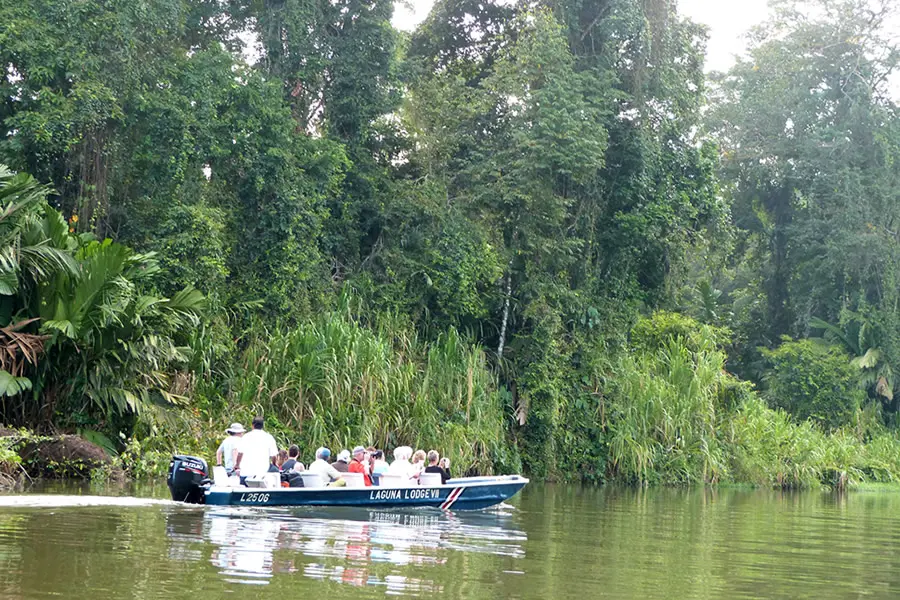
[392,0,773,72]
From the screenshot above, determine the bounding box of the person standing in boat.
[232,416,278,480]
[424,450,451,484]
[216,422,244,475]
[349,446,372,486]
[309,447,346,486]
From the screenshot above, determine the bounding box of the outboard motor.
[167,455,210,504]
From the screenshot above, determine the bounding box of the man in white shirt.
[216,422,244,474]
[307,447,345,486]
[232,416,278,479]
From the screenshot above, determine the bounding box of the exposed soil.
[17,434,125,481]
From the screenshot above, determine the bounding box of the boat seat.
[418,473,442,487]
[379,474,413,488]
[244,475,267,488]
[243,473,281,489]
[299,473,325,488]
[342,472,365,488]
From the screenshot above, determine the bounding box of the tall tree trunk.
[497,271,512,359]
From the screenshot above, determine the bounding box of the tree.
[761,338,864,430]
[708,0,900,408]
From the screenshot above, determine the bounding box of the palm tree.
[0,165,206,426]
[0,166,76,301]
[0,166,76,405]
[810,314,895,403]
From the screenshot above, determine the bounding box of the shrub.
[631,311,730,354]
[761,339,864,430]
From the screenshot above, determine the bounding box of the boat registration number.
[238,493,270,503]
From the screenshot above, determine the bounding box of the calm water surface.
[1,483,900,599]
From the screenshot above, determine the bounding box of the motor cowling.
[167,455,210,504]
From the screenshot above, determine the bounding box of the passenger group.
[216,416,452,487]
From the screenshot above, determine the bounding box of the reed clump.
[220,306,518,475]
[599,314,900,489]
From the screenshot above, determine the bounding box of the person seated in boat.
[370,449,389,485]
[333,449,351,473]
[349,446,372,486]
[279,445,305,487]
[216,422,244,475]
[308,447,346,486]
[439,457,452,480]
[281,445,304,473]
[386,446,417,481]
[411,449,427,478]
[423,450,451,484]
[269,448,288,472]
[232,416,278,480]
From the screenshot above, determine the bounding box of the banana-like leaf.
[42,319,76,338]
[167,286,206,312]
[0,269,17,296]
[809,316,858,354]
[0,369,32,397]
[851,348,882,370]
[76,428,118,457]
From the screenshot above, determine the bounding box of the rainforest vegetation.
[1,0,900,487]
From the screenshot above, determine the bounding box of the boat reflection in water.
[165,505,526,593]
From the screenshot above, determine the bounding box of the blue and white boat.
[167,455,528,511]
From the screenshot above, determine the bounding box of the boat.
[167,455,528,511]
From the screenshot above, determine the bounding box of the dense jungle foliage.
[1,0,900,487]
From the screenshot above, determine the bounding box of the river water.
[2,483,900,599]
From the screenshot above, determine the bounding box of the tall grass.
[725,396,900,489]
[223,307,518,475]
[600,317,900,489]
[604,334,729,484]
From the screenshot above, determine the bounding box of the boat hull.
[204,475,528,511]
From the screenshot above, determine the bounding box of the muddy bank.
[0,429,125,484]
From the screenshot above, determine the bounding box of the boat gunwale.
[207,474,529,496]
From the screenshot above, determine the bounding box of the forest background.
[1,0,900,488]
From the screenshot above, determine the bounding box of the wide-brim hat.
[226,423,245,434]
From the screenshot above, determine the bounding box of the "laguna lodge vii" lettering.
[369,488,441,501]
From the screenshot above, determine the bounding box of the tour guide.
[232,416,278,479]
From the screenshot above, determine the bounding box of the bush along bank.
[80,311,900,491]
[566,313,900,489]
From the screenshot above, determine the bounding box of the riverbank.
[2,293,899,491]
[0,429,124,490]
[5,407,900,493]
